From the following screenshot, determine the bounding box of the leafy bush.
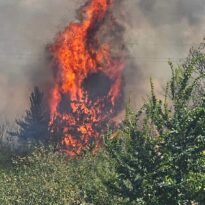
[0,147,79,205]
[0,146,118,205]
[103,45,205,204]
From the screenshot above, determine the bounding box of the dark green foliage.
[0,146,118,205]
[0,147,82,205]
[103,46,205,204]
[10,87,49,146]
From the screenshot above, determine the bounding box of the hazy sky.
[0,0,205,121]
[0,0,80,120]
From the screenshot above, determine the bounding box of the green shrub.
[103,45,205,204]
[0,146,118,205]
[0,147,80,204]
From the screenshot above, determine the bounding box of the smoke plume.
[0,0,204,120]
[121,0,205,108]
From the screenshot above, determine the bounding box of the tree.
[11,87,49,146]
[103,45,205,204]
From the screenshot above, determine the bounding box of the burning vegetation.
[0,0,205,204]
[48,0,125,156]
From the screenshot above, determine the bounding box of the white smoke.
[121,0,205,108]
[0,0,82,120]
[0,0,204,120]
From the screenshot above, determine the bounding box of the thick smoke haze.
[122,0,205,107]
[0,0,81,120]
[0,0,204,120]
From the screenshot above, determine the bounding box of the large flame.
[49,0,124,156]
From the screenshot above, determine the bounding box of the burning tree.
[49,0,125,156]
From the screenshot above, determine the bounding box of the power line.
[0,39,202,45]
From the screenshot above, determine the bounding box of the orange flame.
[49,0,124,156]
